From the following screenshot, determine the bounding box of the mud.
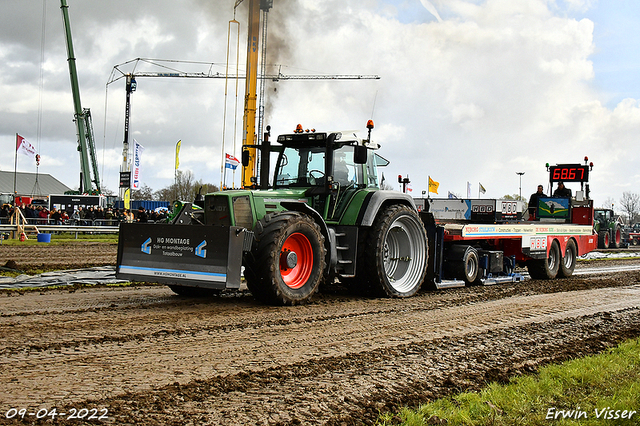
[0,244,639,425]
[0,242,117,274]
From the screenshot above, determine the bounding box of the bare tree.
[620,192,640,224]
[130,183,154,200]
[154,170,219,202]
[599,197,616,210]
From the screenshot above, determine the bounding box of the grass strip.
[377,337,640,425]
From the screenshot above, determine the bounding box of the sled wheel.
[527,239,560,279]
[558,239,577,278]
[445,245,480,284]
[364,205,428,297]
[245,212,326,305]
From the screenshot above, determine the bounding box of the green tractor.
[594,208,623,249]
[116,122,429,305]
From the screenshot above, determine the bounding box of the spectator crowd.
[0,203,167,225]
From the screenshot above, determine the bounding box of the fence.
[0,221,119,240]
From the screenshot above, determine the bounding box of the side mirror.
[242,150,250,167]
[353,145,367,164]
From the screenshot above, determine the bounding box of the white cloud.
[0,0,637,208]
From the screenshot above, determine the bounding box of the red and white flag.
[225,153,240,170]
[16,134,36,159]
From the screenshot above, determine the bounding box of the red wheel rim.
[280,232,313,289]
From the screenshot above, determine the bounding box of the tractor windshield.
[275,146,326,188]
[274,144,367,189]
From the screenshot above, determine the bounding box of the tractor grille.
[207,196,231,226]
[233,196,253,229]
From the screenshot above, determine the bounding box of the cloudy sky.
[1,0,639,208]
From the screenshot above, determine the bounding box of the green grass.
[377,337,640,425]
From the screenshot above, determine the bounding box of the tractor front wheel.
[598,231,609,249]
[364,205,428,298]
[245,212,326,305]
[612,225,622,249]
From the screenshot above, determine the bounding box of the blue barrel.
[37,233,51,243]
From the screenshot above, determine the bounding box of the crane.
[106,0,380,191]
[60,0,101,194]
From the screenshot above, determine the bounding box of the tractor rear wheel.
[598,231,609,249]
[558,239,577,278]
[527,240,560,279]
[612,225,622,249]
[244,212,326,305]
[364,205,428,297]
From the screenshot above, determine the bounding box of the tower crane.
[106,0,380,192]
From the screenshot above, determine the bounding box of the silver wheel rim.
[382,214,427,293]
[549,244,558,271]
[466,254,478,280]
[564,246,574,269]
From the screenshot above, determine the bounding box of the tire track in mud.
[1,285,639,416]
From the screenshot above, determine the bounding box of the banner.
[467,182,471,198]
[225,153,240,170]
[175,140,181,170]
[124,188,130,210]
[131,139,145,189]
[428,176,439,194]
[16,134,36,159]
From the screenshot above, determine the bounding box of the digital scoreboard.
[548,164,589,183]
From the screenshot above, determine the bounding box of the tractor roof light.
[545,162,550,171]
[367,119,374,130]
[589,161,594,170]
[295,124,303,133]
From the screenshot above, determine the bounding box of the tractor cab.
[271,123,383,221]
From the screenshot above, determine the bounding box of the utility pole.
[516,172,525,200]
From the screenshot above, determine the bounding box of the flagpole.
[13,134,18,197]
[174,140,180,189]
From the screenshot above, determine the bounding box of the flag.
[406,183,413,192]
[467,182,471,198]
[225,153,240,170]
[479,182,486,194]
[131,139,145,189]
[175,140,181,170]
[124,188,130,210]
[448,191,457,199]
[428,176,439,194]
[16,134,36,159]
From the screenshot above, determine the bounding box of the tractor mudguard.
[116,223,253,290]
[357,190,416,226]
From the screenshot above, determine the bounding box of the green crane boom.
[60,0,101,194]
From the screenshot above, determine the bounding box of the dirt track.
[0,243,640,425]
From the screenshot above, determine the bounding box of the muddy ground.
[0,243,639,425]
[0,242,117,274]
